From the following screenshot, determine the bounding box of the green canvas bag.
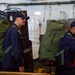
[39,20,67,61]
[0,19,11,63]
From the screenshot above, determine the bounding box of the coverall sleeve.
[65,34,75,51]
[10,28,23,67]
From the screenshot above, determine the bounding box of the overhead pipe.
[0,1,75,6]
[48,5,51,19]
[73,4,75,18]
[7,1,75,6]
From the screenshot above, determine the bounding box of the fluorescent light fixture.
[34,11,41,15]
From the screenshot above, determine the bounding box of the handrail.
[0,72,48,75]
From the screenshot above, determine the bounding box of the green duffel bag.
[0,19,11,63]
[39,20,67,61]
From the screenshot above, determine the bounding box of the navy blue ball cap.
[70,21,75,28]
[14,11,30,20]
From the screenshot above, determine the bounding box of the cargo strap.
[1,45,12,62]
[4,45,12,54]
[55,49,65,65]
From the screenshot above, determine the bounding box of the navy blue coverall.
[56,31,75,75]
[1,24,24,71]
